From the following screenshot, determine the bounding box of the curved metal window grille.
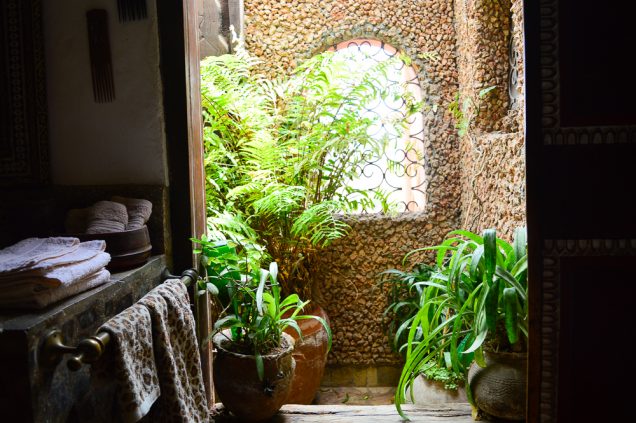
[508,20,522,110]
[330,39,426,213]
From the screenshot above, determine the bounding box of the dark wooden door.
[525,1,636,421]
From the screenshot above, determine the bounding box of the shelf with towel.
[39,267,199,370]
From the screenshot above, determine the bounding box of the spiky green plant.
[391,227,528,420]
[207,261,332,381]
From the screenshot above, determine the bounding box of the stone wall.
[454,0,512,132]
[457,0,526,239]
[313,212,457,365]
[244,0,462,367]
[245,0,460,365]
[242,0,525,367]
[460,132,526,238]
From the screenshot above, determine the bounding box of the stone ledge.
[322,365,402,388]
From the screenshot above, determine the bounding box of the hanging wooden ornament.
[86,9,115,103]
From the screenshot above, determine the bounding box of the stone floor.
[212,385,486,422]
[313,386,397,405]
[212,403,485,422]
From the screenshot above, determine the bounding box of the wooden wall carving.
[0,0,49,186]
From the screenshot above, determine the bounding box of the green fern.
[200,40,423,298]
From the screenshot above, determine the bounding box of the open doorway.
[190,0,528,420]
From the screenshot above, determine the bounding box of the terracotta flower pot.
[283,304,330,404]
[468,350,527,421]
[212,331,296,422]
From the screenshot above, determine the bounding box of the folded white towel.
[0,240,106,282]
[111,196,153,230]
[0,269,111,309]
[86,201,129,234]
[0,237,80,274]
[92,300,161,423]
[0,251,111,290]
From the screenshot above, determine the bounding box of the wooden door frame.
[523,0,542,421]
[159,0,556,416]
[182,0,212,405]
[156,0,212,405]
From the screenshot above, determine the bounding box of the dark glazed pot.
[468,350,527,421]
[213,331,296,422]
[283,304,330,404]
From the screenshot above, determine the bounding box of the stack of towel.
[0,237,111,309]
[65,196,153,234]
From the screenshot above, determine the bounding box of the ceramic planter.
[283,304,330,404]
[213,331,296,422]
[407,374,468,404]
[468,350,527,421]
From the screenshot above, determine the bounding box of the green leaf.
[503,287,519,344]
[483,229,497,284]
[255,352,264,381]
[473,345,486,367]
[465,377,476,407]
[495,267,527,302]
[206,283,220,296]
[469,245,484,280]
[269,261,279,284]
[214,315,242,330]
[485,279,499,332]
[256,268,269,315]
[262,292,276,317]
[457,335,474,368]
[447,229,483,244]
[281,319,302,338]
[463,327,488,354]
[513,227,527,263]
[296,315,332,351]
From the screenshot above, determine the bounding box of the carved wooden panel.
[540,0,636,146]
[0,0,49,186]
[540,239,636,422]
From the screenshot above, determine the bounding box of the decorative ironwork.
[508,19,522,111]
[332,39,426,213]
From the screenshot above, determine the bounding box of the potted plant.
[199,39,420,403]
[208,261,331,422]
[192,213,268,307]
[392,227,528,421]
[381,262,468,404]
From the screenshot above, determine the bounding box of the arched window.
[330,39,426,212]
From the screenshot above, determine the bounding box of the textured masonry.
[243,0,525,367]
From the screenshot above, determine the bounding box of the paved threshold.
[212,403,489,422]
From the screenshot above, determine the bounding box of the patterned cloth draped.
[96,303,160,423]
[84,279,209,422]
[140,279,209,422]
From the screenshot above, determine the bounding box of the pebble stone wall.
[243,0,526,367]
[457,0,526,239]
